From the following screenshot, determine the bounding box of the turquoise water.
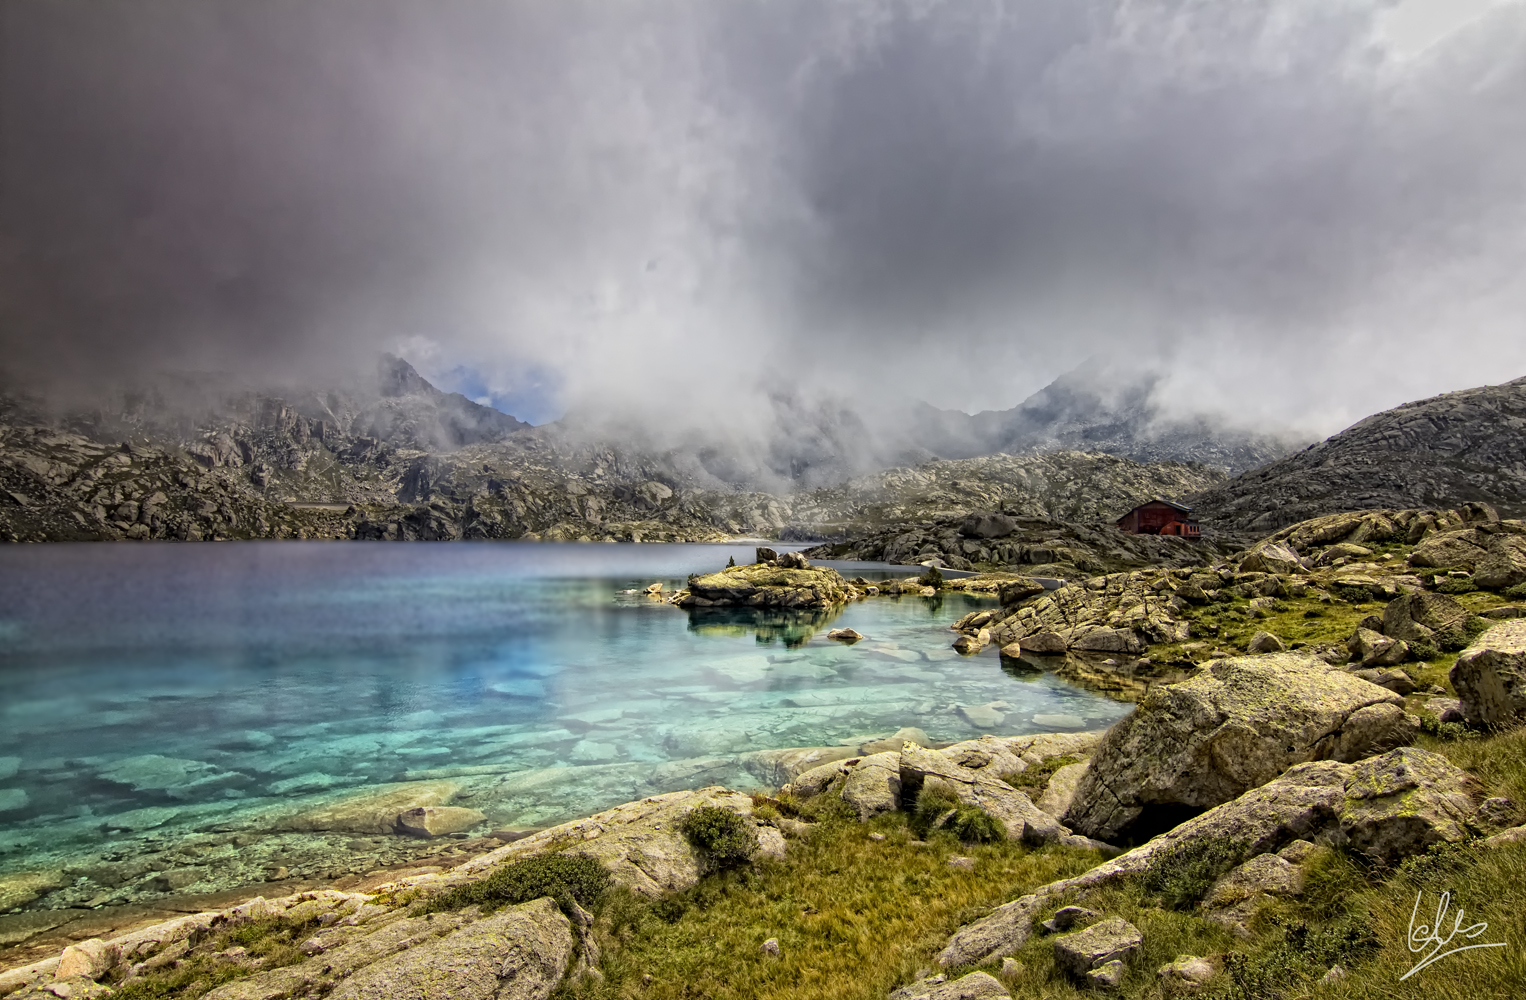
[0,542,1130,878]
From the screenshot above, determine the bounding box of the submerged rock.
[395,805,488,838]
[278,780,462,835]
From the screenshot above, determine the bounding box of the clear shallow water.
[0,542,1130,878]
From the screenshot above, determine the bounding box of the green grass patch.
[554,813,1101,1000]
[1001,754,1081,794]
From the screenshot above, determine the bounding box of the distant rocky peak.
[377,353,440,399]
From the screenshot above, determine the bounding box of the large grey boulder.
[961,512,1018,540]
[840,752,903,820]
[1409,529,1491,570]
[1451,620,1526,727]
[1246,631,1285,654]
[1063,654,1411,842]
[327,898,573,1000]
[1475,535,1526,590]
[1239,541,1302,575]
[1338,748,1483,861]
[1037,761,1089,818]
[1381,592,1472,648]
[1347,628,1409,667]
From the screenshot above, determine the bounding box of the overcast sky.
[2,0,1524,433]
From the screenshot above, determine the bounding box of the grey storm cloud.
[2,0,1524,435]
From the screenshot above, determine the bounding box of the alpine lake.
[0,541,1133,925]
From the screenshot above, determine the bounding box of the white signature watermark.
[1401,890,1507,980]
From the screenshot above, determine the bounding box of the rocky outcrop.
[1191,376,1526,532]
[1450,620,1526,728]
[444,787,784,899]
[804,504,1225,576]
[783,733,1103,848]
[900,745,1066,845]
[971,568,1193,657]
[840,752,904,821]
[322,899,572,1000]
[1201,853,1305,935]
[1062,654,1412,843]
[937,747,1483,968]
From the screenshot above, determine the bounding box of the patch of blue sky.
[437,362,564,425]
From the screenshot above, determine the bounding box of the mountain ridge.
[1191,374,1526,532]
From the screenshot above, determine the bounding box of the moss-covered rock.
[1063,653,1412,843]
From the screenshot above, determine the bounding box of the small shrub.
[1410,639,1440,661]
[1416,712,1476,741]
[1504,582,1526,600]
[1142,836,1246,910]
[758,791,802,818]
[650,894,688,924]
[680,806,759,870]
[1465,615,1494,638]
[918,565,944,589]
[424,852,611,916]
[1210,917,1378,1000]
[1438,577,1478,594]
[1394,839,1481,892]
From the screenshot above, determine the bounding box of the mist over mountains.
[16,355,1292,496]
